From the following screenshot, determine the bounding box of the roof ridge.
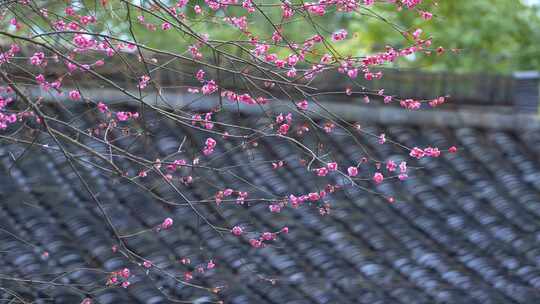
[25,86,540,131]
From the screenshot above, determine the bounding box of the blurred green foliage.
[9,0,540,74]
[351,0,540,73]
[127,0,540,73]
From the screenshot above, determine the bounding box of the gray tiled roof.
[1,104,540,304]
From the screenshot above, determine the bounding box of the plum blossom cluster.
[179,1,431,92]
[115,111,139,122]
[72,34,98,53]
[272,160,285,170]
[275,112,293,135]
[248,227,289,248]
[68,90,81,101]
[296,100,309,111]
[385,160,409,180]
[177,256,217,282]
[63,56,103,74]
[315,162,338,177]
[268,202,283,213]
[166,159,187,171]
[139,257,216,282]
[148,158,195,184]
[429,96,447,107]
[0,95,17,130]
[188,44,204,60]
[134,253,218,285]
[334,37,433,85]
[400,98,422,110]
[29,52,46,66]
[250,34,324,75]
[63,6,97,23]
[402,0,423,9]
[191,112,215,130]
[224,16,248,32]
[96,102,139,122]
[219,90,268,105]
[138,75,150,90]
[306,154,412,189]
[300,0,424,17]
[186,261,216,281]
[302,1,361,16]
[288,183,340,208]
[54,26,131,57]
[331,29,348,42]
[158,217,173,231]
[408,145,457,159]
[203,137,217,156]
[215,189,248,205]
[0,44,21,66]
[409,146,441,159]
[373,172,384,184]
[35,74,62,91]
[106,268,132,289]
[231,225,289,249]
[201,80,218,95]
[9,17,22,31]
[242,184,345,216]
[180,0,425,16]
[193,70,219,96]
